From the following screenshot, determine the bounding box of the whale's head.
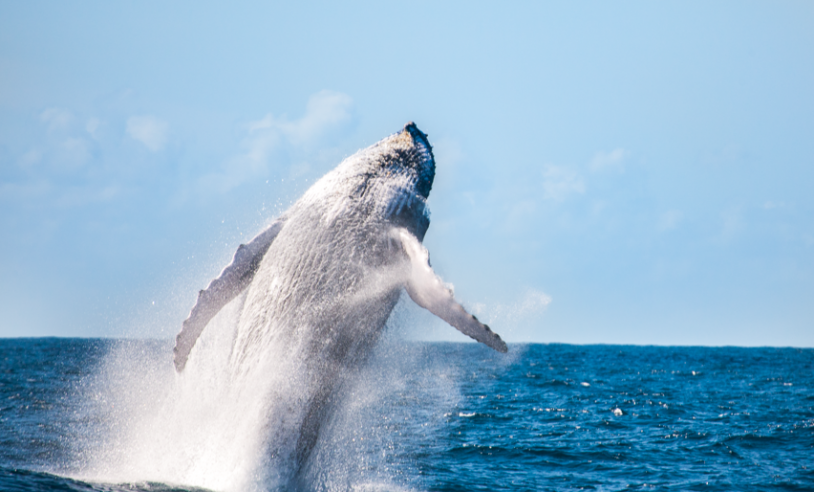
[301,122,436,240]
[362,121,435,239]
[379,121,435,200]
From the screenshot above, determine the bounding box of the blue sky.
[1,2,812,346]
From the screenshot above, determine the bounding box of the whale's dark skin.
[173,122,506,485]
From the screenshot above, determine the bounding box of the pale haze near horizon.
[1,2,812,347]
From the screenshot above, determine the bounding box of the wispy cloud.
[702,144,741,165]
[542,165,584,201]
[86,118,102,139]
[590,148,627,172]
[503,199,538,231]
[199,90,354,195]
[40,108,73,133]
[18,149,42,168]
[763,200,787,210]
[657,209,683,231]
[242,90,353,155]
[53,184,121,208]
[57,137,91,168]
[127,115,169,151]
[0,181,52,202]
[272,90,353,146]
[718,206,744,242]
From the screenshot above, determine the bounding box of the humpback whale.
[173,122,506,485]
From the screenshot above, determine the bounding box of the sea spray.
[73,293,269,490]
[71,294,465,491]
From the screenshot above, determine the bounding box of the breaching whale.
[173,122,506,484]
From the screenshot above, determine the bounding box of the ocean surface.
[1,338,812,491]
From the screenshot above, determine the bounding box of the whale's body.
[173,123,505,487]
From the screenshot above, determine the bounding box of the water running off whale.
[79,123,506,491]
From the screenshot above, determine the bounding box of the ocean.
[0,338,812,491]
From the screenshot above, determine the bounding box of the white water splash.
[75,294,268,490]
[72,292,463,492]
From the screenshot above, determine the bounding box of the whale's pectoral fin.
[397,229,508,353]
[174,218,286,371]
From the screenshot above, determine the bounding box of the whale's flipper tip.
[173,328,194,372]
[484,324,509,353]
[173,352,186,372]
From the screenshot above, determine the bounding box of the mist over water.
[68,295,462,492]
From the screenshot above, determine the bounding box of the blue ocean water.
[1,338,812,491]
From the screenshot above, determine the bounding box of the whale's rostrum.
[173,122,506,485]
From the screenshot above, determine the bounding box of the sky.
[1,1,812,346]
